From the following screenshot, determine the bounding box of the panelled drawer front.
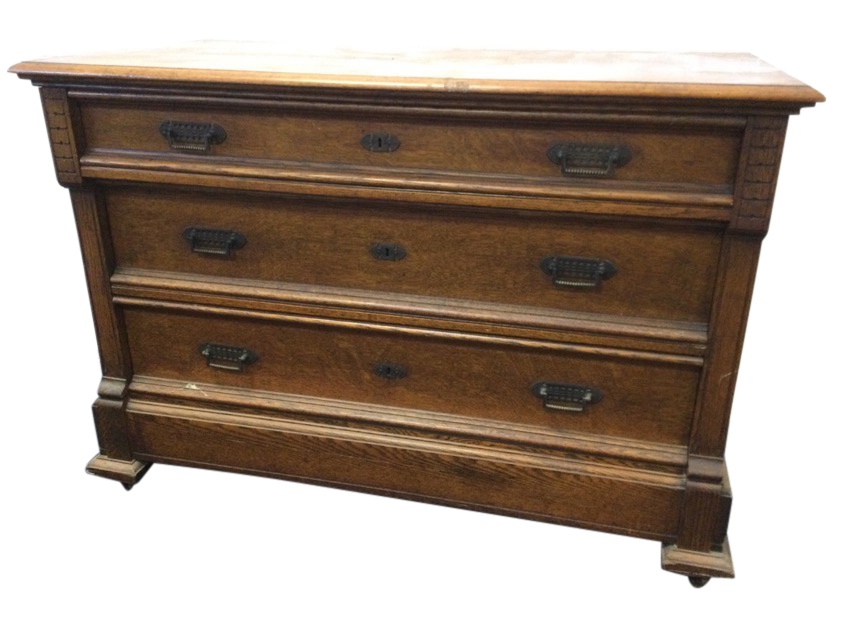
[123,307,700,446]
[107,187,722,324]
[80,101,740,190]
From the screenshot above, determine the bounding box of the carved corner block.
[731,116,789,234]
[39,87,84,186]
[676,455,731,555]
[89,376,151,488]
[92,376,132,460]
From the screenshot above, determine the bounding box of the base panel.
[125,400,685,541]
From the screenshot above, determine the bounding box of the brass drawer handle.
[183,227,246,257]
[547,143,631,178]
[540,255,616,288]
[199,343,257,372]
[372,362,407,380]
[160,120,227,153]
[360,132,400,152]
[532,382,602,413]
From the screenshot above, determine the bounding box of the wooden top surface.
[10,41,824,104]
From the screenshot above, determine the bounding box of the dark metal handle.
[199,343,257,372]
[370,242,407,261]
[160,121,227,153]
[532,382,602,413]
[361,132,400,152]
[547,143,631,178]
[183,227,246,257]
[372,362,407,380]
[540,256,616,288]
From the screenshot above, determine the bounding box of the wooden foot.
[661,537,734,581]
[688,575,711,588]
[86,453,151,489]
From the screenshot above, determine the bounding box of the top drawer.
[78,100,741,192]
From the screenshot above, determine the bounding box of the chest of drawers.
[10,44,822,586]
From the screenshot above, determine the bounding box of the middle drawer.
[107,186,721,324]
[122,306,700,446]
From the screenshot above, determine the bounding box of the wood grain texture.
[91,377,131,460]
[69,188,136,461]
[674,118,783,556]
[9,45,824,106]
[82,156,735,220]
[126,400,684,539]
[110,269,709,357]
[129,375,688,468]
[120,308,699,444]
[731,116,789,233]
[116,296,703,366]
[676,455,728,551]
[69,89,752,126]
[10,46,824,583]
[86,453,150,487]
[662,537,734,579]
[104,185,723,324]
[70,189,129,379]
[79,99,741,190]
[689,235,763,458]
[39,87,83,185]
[121,305,701,446]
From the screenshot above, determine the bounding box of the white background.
[1,1,849,637]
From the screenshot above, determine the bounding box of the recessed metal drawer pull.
[532,382,603,413]
[182,227,247,257]
[547,143,631,178]
[159,121,227,153]
[540,255,617,288]
[199,343,257,372]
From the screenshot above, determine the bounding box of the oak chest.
[10,44,823,586]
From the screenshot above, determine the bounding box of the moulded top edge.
[9,44,826,106]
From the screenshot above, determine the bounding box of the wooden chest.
[9,44,823,586]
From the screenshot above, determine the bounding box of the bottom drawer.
[123,306,700,446]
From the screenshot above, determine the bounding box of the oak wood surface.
[674,118,782,556]
[110,269,709,356]
[105,185,722,324]
[128,375,688,468]
[122,306,700,446]
[9,44,825,106]
[661,538,734,579]
[79,99,741,189]
[10,45,824,584]
[69,89,753,125]
[39,87,84,185]
[126,401,684,539]
[731,116,788,233]
[117,296,703,366]
[69,187,135,461]
[85,453,150,487]
[84,157,735,219]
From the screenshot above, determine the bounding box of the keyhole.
[370,242,406,261]
[375,136,383,149]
